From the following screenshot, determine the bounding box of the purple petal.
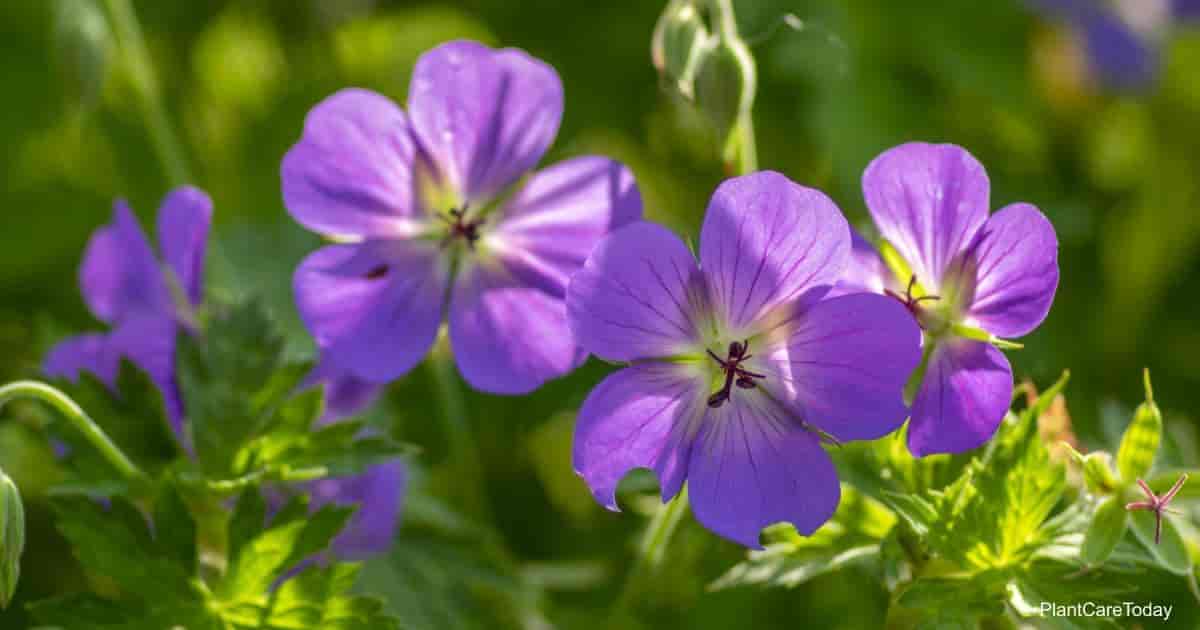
[489,156,642,297]
[307,460,407,560]
[281,89,422,239]
[962,203,1059,338]
[862,143,990,292]
[43,333,119,386]
[829,228,894,298]
[79,201,170,324]
[566,222,706,362]
[572,364,704,509]
[1176,0,1200,19]
[407,40,563,203]
[687,395,841,548]
[303,359,386,423]
[293,241,448,383]
[908,339,1013,456]
[156,186,212,308]
[108,314,185,437]
[769,293,921,442]
[700,172,849,332]
[447,262,582,394]
[1081,12,1160,89]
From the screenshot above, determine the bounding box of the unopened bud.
[693,35,756,144]
[651,0,711,99]
[0,467,24,608]
[54,0,112,109]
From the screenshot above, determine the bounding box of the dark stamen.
[364,265,389,279]
[441,204,484,250]
[886,274,940,325]
[706,339,764,408]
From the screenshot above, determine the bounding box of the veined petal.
[43,333,119,386]
[687,395,840,548]
[448,262,582,394]
[489,156,642,298]
[567,222,706,362]
[293,241,447,383]
[908,338,1013,456]
[829,228,894,298]
[699,171,849,333]
[862,143,990,291]
[303,358,386,422]
[281,89,422,239]
[156,186,212,307]
[108,313,185,437]
[307,460,406,560]
[407,40,563,203]
[573,364,705,509]
[80,201,170,324]
[962,203,1059,338]
[769,293,921,442]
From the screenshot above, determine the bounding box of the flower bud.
[0,467,24,609]
[54,0,113,109]
[693,35,756,144]
[651,0,711,99]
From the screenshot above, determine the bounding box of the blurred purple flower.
[43,187,212,439]
[1029,0,1198,89]
[843,143,1059,457]
[283,40,642,395]
[567,172,922,548]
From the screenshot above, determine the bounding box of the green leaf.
[153,482,197,575]
[711,485,895,590]
[264,564,398,630]
[1116,369,1162,483]
[228,486,267,564]
[1061,444,1120,496]
[1129,510,1192,575]
[1081,497,1127,565]
[1009,558,1134,628]
[880,491,937,538]
[896,570,1008,622]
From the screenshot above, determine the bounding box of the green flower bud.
[693,34,756,145]
[651,0,711,98]
[0,467,24,608]
[54,0,113,109]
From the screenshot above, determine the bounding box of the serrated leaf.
[264,563,399,629]
[153,482,197,574]
[1009,558,1134,628]
[880,491,937,538]
[228,487,267,564]
[897,570,1008,621]
[1129,510,1191,575]
[1081,497,1127,565]
[1116,370,1162,483]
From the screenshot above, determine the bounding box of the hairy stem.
[611,486,691,622]
[0,381,148,485]
[428,341,492,522]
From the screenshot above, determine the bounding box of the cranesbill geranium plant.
[568,171,922,547]
[841,142,1059,456]
[283,40,642,394]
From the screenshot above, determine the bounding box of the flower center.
[439,205,484,250]
[705,340,766,408]
[886,274,949,334]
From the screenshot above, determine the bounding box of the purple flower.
[283,40,642,395]
[43,187,212,439]
[567,172,922,548]
[844,142,1059,457]
[1029,0,1198,89]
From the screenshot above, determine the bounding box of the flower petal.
[687,396,841,548]
[293,241,447,383]
[567,222,706,362]
[1081,12,1159,89]
[43,333,119,386]
[108,313,185,437]
[699,171,849,333]
[156,186,212,308]
[908,339,1013,456]
[80,201,170,324]
[862,143,990,291]
[448,262,582,394]
[308,460,406,560]
[1176,0,1200,20]
[408,40,563,203]
[488,156,642,297]
[281,89,421,239]
[829,228,894,297]
[962,203,1059,338]
[303,358,386,422]
[770,293,921,442]
[573,364,705,509]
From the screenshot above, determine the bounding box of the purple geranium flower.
[283,40,642,394]
[43,187,212,439]
[841,142,1059,457]
[1029,0,1199,89]
[567,171,922,547]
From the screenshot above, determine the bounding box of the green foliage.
[1080,497,1126,565]
[1115,370,1162,483]
[32,487,397,629]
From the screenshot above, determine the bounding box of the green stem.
[0,381,148,485]
[103,0,190,185]
[611,486,690,622]
[428,342,491,522]
[736,112,758,174]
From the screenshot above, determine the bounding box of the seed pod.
[0,467,24,608]
[651,0,711,99]
[693,34,756,144]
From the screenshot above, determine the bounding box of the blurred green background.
[3,0,1200,628]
